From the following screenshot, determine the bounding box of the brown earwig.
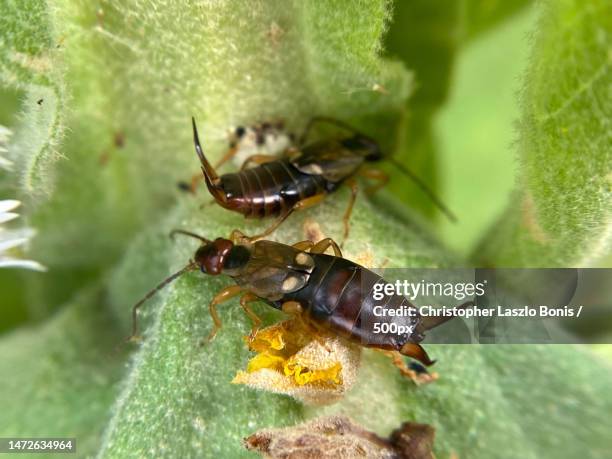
[129,231,472,378]
[191,117,456,243]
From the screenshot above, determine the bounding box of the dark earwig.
[129,232,472,378]
[191,117,456,243]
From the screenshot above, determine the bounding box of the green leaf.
[0,286,124,458]
[9,87,64,198]
[0,86,22,127]
[0,270,29,332]
[0,1,54,82]
[435,6,537,255]
[474,0,612,267]
[0,0,65,199]
[463,0,532,40]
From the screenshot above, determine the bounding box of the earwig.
[191,117,456,243]
[128,231,472,379]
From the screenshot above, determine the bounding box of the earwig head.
[193,237,252,275]
[194,238,234,275]
[128,230,250,343]
[341,134,383,162]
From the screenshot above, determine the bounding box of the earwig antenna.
[127,262,197,343]
[387,157,457,223]
[169,229,211,244]
[300,116,457,221]
[192,117,220,184]
[299,116,375,146]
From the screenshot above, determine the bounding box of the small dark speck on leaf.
[114,131,125,148]
[99,150,110,166]
[177,181,192,192]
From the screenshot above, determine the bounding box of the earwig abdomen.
[218,159,334,219]
[275,253,423,351]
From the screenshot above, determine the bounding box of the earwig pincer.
[129,231,472,378]
[191,117,456,243]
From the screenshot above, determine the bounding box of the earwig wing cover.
[236,241,314,301]
[290,142,364,183]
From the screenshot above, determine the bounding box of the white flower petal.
[0,228,35,250]
[0,212,19,224]
[0,258,47,271]
[0,200,21,213]
[0,227,35,239]
[0,156,13,171]
[0,237,30,252]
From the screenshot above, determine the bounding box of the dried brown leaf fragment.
[244,415,436,459]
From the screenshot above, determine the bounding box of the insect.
[128,231,472,377]
[191,117,456,243]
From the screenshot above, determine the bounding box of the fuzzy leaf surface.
[475,0,612,267]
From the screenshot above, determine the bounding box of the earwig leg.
[281,301,308,334]
[204,285,243,345]
[189,172,202,194]
[281,301,307,336]
[280,302,332,352]
[379,350,438,385]
[359,167,389,195]
[248,193,326,241]
[281,300,303,316]
[248,210,293,241]
[240,292,263,342]
[292,193,326,211]
[310,237,343,257]
[291,240,314,251]
[239,154,278,171]
[298,116,363,146]
[292,237,345,255]
[214,146,238,169]
[229,229,251,245]
[341,179,359,247]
